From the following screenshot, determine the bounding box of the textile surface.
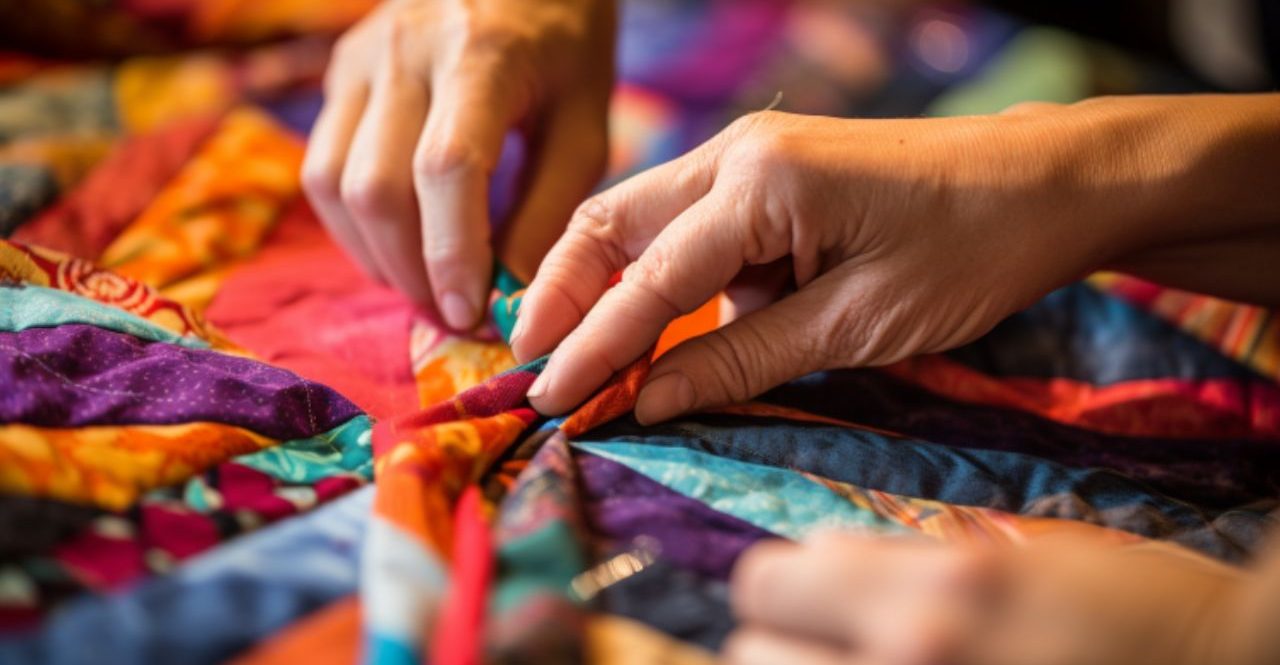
[1,1,1278,664]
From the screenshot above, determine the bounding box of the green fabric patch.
[234,415,374,483]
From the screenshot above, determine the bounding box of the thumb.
[634,279,838,424]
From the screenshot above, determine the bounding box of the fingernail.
[440,290,476,331]
[527,370,550,400]
[635,372,695,425]
[509,314,527,347]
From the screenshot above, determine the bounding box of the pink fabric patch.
[54,523,147,590]
[206,200,419,420]
[217,464,297,522]
[140,504,221,561]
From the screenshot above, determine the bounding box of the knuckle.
[459,17,531,65]
[413,142,487,181]
[734,131,791,174]
[339,172,398,219]
[725,109,778,140]
[566,196,626,260]
[723,110,786,155]
[621,249,668,289]
[621,254,682,317]
[300,159,342,204]
[569,196,614,236]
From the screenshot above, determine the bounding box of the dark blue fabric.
[946,284,1259,384]
[594,560,735,652]
[585,415,1265,561]
[757,369,1280,511]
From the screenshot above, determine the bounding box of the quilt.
[2,1,1278,665]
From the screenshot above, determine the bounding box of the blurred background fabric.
[1,1,1278,664]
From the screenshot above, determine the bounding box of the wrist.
[1047,94,1280,271]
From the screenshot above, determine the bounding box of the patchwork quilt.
[2,2,1278,665]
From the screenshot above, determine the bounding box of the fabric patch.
[0,486,372,665]
[0,239,234,349]
[0,422,272,510]
[11,115,220,258]
[573,441,901,541]
[0,324,361,438]
[235,415,374,484]
[99,108,304,290]
[0,285,210,349]
[0,69,117,143]
[0,165,58,237]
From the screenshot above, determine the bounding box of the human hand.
[726,531,1254,665]
[513,107,1136,421]
[302,0,615,330]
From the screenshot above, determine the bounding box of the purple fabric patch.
[0,324,361,439]
[576,450,773,580]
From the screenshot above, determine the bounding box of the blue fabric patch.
[0,486,371,665]
[946,283,1259,383]
[583,415,1257,560]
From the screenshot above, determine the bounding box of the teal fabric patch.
[234,415,375,483]
[364,633,418,665]
[572,441,904,540]
[490,266,525,343]
[492,521,584,612]
[0,285,210,349]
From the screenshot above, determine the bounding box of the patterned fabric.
[2,2,1280,665]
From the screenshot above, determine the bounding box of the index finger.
[526,184,754,415]
[510,142,720,363]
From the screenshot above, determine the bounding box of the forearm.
[1045,94,1280,305]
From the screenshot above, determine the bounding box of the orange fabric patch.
[0,422,274,510]
[100,108,303,292]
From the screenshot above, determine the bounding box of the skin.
[726,531,1280,665]
[508,93,1280,665]
[311,7,1280,663]
[514,95,1280,421]
[302,0,614,330]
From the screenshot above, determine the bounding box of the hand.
[727,531,1254,665]
[302,0,615,330]
[512,107,1133,421]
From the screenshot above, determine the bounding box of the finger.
[633,266,850,424]
[721,628,850,665]
[302,80,385,282]
[339,43,434,305]
[412,67,520,331]
[526,187,755,415]
[510,134,722,364]
[731,533,981,648]
[498,95,608,287]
